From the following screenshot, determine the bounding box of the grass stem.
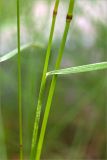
[35,1,75,160]
[0,77,7,160]
[30,0,60,159]
[17,0,23,159]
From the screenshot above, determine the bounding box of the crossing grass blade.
[46,62,107,76]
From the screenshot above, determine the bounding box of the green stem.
[35,1,75,160]
[17,0,23,159]
[0,5,7,157]
[30,0,60,159]
[0,75,7,160]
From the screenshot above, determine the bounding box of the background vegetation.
[0,0,107,159]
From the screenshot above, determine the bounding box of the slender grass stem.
[35,1,75,160]
[17,0,23,159]
[0,5,7,158]
[30,0,60,159]
[0,77,7,160]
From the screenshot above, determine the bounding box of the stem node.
[66,14,73,22]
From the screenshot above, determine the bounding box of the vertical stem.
[35,1,75,160]
[0,75,7,160]
[17,0,23,159]
[0,1,7,159]
[30,1,60,159]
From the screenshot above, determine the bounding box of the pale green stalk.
[35,1,75,160]
[17,0,23,159]
[30,0,60,159]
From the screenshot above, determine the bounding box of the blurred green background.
[0,0,107,159]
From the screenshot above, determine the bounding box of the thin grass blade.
[46,62,107,76]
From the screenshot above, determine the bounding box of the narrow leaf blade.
[47,62,107,76]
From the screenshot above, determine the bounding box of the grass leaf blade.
[47,62,107,76]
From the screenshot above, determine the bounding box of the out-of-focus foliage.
[1,46,45,158]
[0,0,107,159]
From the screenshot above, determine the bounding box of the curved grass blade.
[0,43,44,63]
[46,62,107,76]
